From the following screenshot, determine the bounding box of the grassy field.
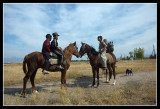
[3,59,156,105]
[4,80,156,105]
[4,59,156,86]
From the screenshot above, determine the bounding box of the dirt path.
[3,71,156,105]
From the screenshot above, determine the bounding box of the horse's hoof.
[112,80,116,85]
[91,85,95,88]
[96,85,99,88]
[33,90,39,94]
[96,83,99,88]
[20,91,27,98]
[23,95,28,98]
[93,85,97,88]
[61,86,67,90]
[20,93,28,98]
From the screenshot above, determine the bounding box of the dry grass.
[57,79,156,105]
[4,59,156,86]
[4,79,156,105]
[116,59,156,73]
[3,59,156,105]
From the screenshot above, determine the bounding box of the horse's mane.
[87,44,99,56]
[63,43,73,54]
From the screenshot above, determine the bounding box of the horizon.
[3,3,157,61]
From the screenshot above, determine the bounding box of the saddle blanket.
[49,52,66,65]
[49,59,58,65]
[98,53,114,64]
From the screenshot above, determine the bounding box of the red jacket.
[42,39,50,54]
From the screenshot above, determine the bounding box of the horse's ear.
[81,42,83,45]
[73,41,76,46]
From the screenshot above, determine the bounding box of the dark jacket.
[50,39,59,52]
[42,39,50,54]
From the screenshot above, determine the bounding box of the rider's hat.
[52,32,60,37]
[46,34,52,39]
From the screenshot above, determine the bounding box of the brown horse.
[22,42,79,97]
[79,42,117,87]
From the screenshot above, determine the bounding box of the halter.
[82,43,86,52]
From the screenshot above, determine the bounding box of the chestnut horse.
[22,42,79,97]
[79,42,117,87]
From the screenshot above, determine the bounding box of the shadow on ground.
[4,84,57,96]
[67,76,93,88]
[4,75,113,96]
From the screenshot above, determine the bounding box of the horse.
[22,42,79,97]
[79,42,117,87]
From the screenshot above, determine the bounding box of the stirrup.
[57,65,64,69]
[42,70,49,74]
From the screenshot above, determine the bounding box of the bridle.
[80,43,86,56]
[73,45,79,57]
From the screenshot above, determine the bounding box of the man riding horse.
[42,32,65,75]
[42,34,52,74]
[50,32,65,70]
[103,39,108,52]
[98,36,107,70]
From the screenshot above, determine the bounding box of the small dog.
[126,69,133,76]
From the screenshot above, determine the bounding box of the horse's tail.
[23,55,28,74]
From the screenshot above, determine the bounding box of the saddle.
[98,53,114,64]
[49,52,58,65]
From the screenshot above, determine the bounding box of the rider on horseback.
[103,39,108,52]
[42,34,52,74]
[50,32,65,69]
[98,36,107,70]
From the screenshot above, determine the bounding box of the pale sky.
[3,3,157,60]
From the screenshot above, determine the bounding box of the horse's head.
[108,41,114,52]
[79,42,87,58]
[72,41,80,58]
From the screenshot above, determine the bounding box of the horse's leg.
[22,71,32,97]
[108,65,112,81]
[96,68,99,87]
[112,64,116,85]
[106,69,109,83]
[30,69,38,93]
[91,67,96,87]
[61,69,67,89]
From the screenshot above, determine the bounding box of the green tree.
[129,51,134,58]
[134,48,138,59]
[134,47,144,59]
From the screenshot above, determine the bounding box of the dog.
[126,69,133,76]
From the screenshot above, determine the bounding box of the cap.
[52,32,60,37]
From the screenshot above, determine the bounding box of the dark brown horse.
[22,42,79,97]
[79,42,117,87]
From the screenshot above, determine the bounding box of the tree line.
[120,47,156,60]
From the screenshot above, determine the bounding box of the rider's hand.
[58,47,62,50]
